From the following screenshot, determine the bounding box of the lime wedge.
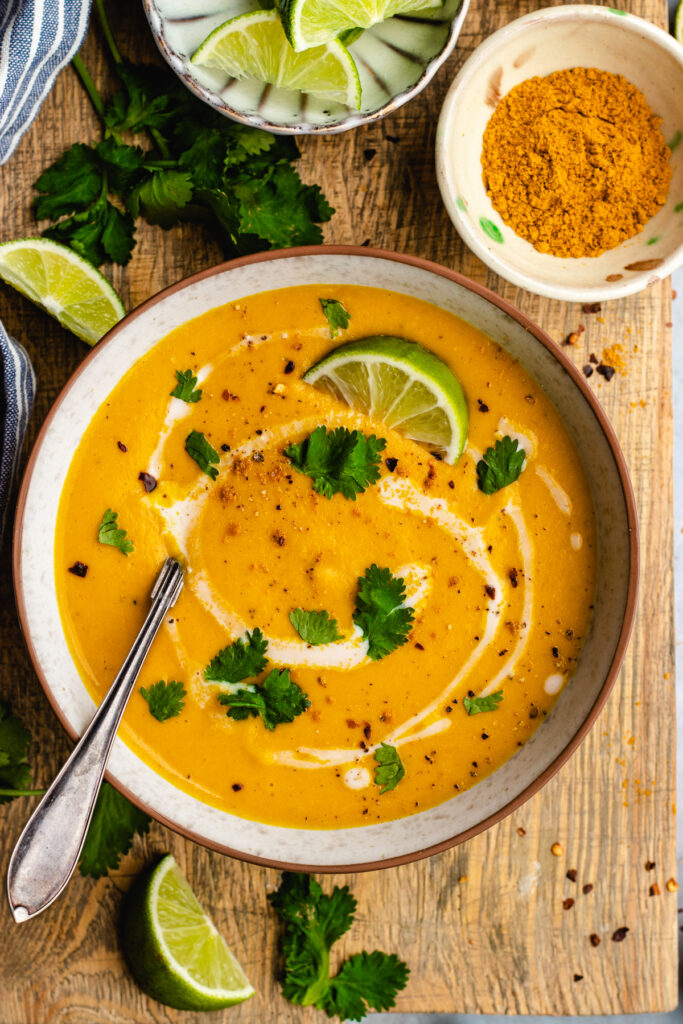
[676,0,683,44]
[0,237,124,346]
[304,335,469,463]
[192,10,361,108]
[280,0,443,50]
[121,854,255,1011]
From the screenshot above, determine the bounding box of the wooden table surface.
[0,0,677,1020]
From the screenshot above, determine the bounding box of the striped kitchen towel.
[0,325,35,540]
[0,0,91,164]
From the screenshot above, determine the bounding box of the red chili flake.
[477,398,489,412]
[589,933,601,947]
[364,147,377,162]
[596,364,615,381]
[612,926,629,942]
[485,585,496,599]
[582,365,594,378]
[414,642,424,650]
[563,898,575,910]
[68,561,88,577]
[582,883,594,894]
[232,783,243,792]
[573,974,583,983]
[252,451,264,462]
[448,480,455,489]
[272,532,285,547]
[566,869,578,882]
[517,826,526,836]
[529,706,539,719]
[221,444,231,452]
[645,860,656,871]
[117,441,128,452]
[649,883,661,896]
[552,646,559,658]
[284,360,295,374]
[346,719,359,728]
[363,723,372,740]
[509,568,519,588]
[481,731,489,739]
[582,302,601,314]
[138,471,157,492]
[589,353,599,364]
[385,457,398,472]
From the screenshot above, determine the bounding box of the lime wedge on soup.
[280,0,443,51]
[122,854,255,1011]
[191,10,361,108]
[0,237,124,345]
[304,336,469,463]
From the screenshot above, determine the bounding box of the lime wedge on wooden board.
[304,335,469,463]
[121,854,255,1011]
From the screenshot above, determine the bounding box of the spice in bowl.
[481,68,672,259]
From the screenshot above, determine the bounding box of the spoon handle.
[6,557,184,923]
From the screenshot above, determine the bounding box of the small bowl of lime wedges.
[143,0,469,134]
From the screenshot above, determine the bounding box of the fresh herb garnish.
[79,781,151,878]
[34,5,333,268]
[0,702,44,801]
[353,565,414,661]
[268,872,409,1020]
[289,608,343,645]
[476,436,526,495]
[463,691,503,715]
[284,426,386,500]
[171,368,202,404]
[140,680,186,722]
[97,508,134,555]
[218,669,310,731]
[373,743,405,794]
[185,430,220,480]
[319,298,351,338]
[204,628,268,684]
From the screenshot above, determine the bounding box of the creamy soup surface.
[55,285,596,829]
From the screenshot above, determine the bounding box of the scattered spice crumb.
[649,883,661,896]
[666,878,679,892]
[232,783,243,792]
[601,343,627,375]
[563,898,575,910]
[582,883,594,895]
[551,842,564,856]
[645,860,656,871]
[517,826,526,836]
[596,364,615,381]
[478,398,489,412]
[138,471,157,492]
[68,561,88,577]
[564,332,580,346]
[385,457,398,472]
[566,869,578,882]
[611,926,629,942]
[582,303,601,314]
[582,365,594,378]
[117,441,128,452]
[284,360,295,374]
[573,974,583,982]
[485,584,496,599]
[589,353,599,364]
[589,933,601,947]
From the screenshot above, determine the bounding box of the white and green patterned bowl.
[142,0,468,134]
[436,5,683,302]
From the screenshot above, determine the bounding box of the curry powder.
[481,68,672,258]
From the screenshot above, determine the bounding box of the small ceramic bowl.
[14,247,638,871]
[436,5,683,302]
[142,0,469,134]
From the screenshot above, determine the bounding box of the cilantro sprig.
[204,628,268,684]
[97,508,134,555]
[476,436,526,495]
[284,426,386,500]
[185,430,220,480]
[140,680,186,722]
[319,298,351,338]
[289,608,342,645]
[463,691,503,715]
[353,565,414,661]
[268,872,409,1020]
[170,368,202,404]
[0,702,44,801]
[79,781,151,878]
[33,4,333,269]
[373,743,405,793]
[219,669,310,731]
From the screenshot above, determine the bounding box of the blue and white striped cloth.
[0,0,90,537]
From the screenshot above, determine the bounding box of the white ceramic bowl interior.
[143,0,468,134]
[436,5,683,302]
[16,251,635,869]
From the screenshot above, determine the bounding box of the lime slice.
[676,0,683,44]
[304,335,469,463]
[121,854,255,1011]
[281,0,443,51]
[192,10,361,108]
[0,238,124,346]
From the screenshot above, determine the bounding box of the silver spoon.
[7,557,184,923]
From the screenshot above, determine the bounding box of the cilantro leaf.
[34,143,102,220]
[219,669,310,731]
[97,508,134,555]
[140,680,186,722]
[96,137,146,193]
[319,298,351,338]
[185,429,220,480]
[353,565,414,661]
[284,426,386,501]
[127,169,194,227]
[204,628,268,684]
[463,690,503,715]
[170,368,202,403]
[104,62,187,135]
[79,782,150,878]
[233,162,332,248]
[0,702,38,803]
[373,743,405,794]
[268,872,409,1021]
[43,198,136,266]
[323,951,410,1020]
[289,608,342,645]
[476,436,526,495]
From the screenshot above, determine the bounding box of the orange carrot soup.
[54,285,596,828]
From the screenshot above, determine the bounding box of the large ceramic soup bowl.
[14,247,638,871]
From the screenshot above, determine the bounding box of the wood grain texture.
[0,0,677,1020]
